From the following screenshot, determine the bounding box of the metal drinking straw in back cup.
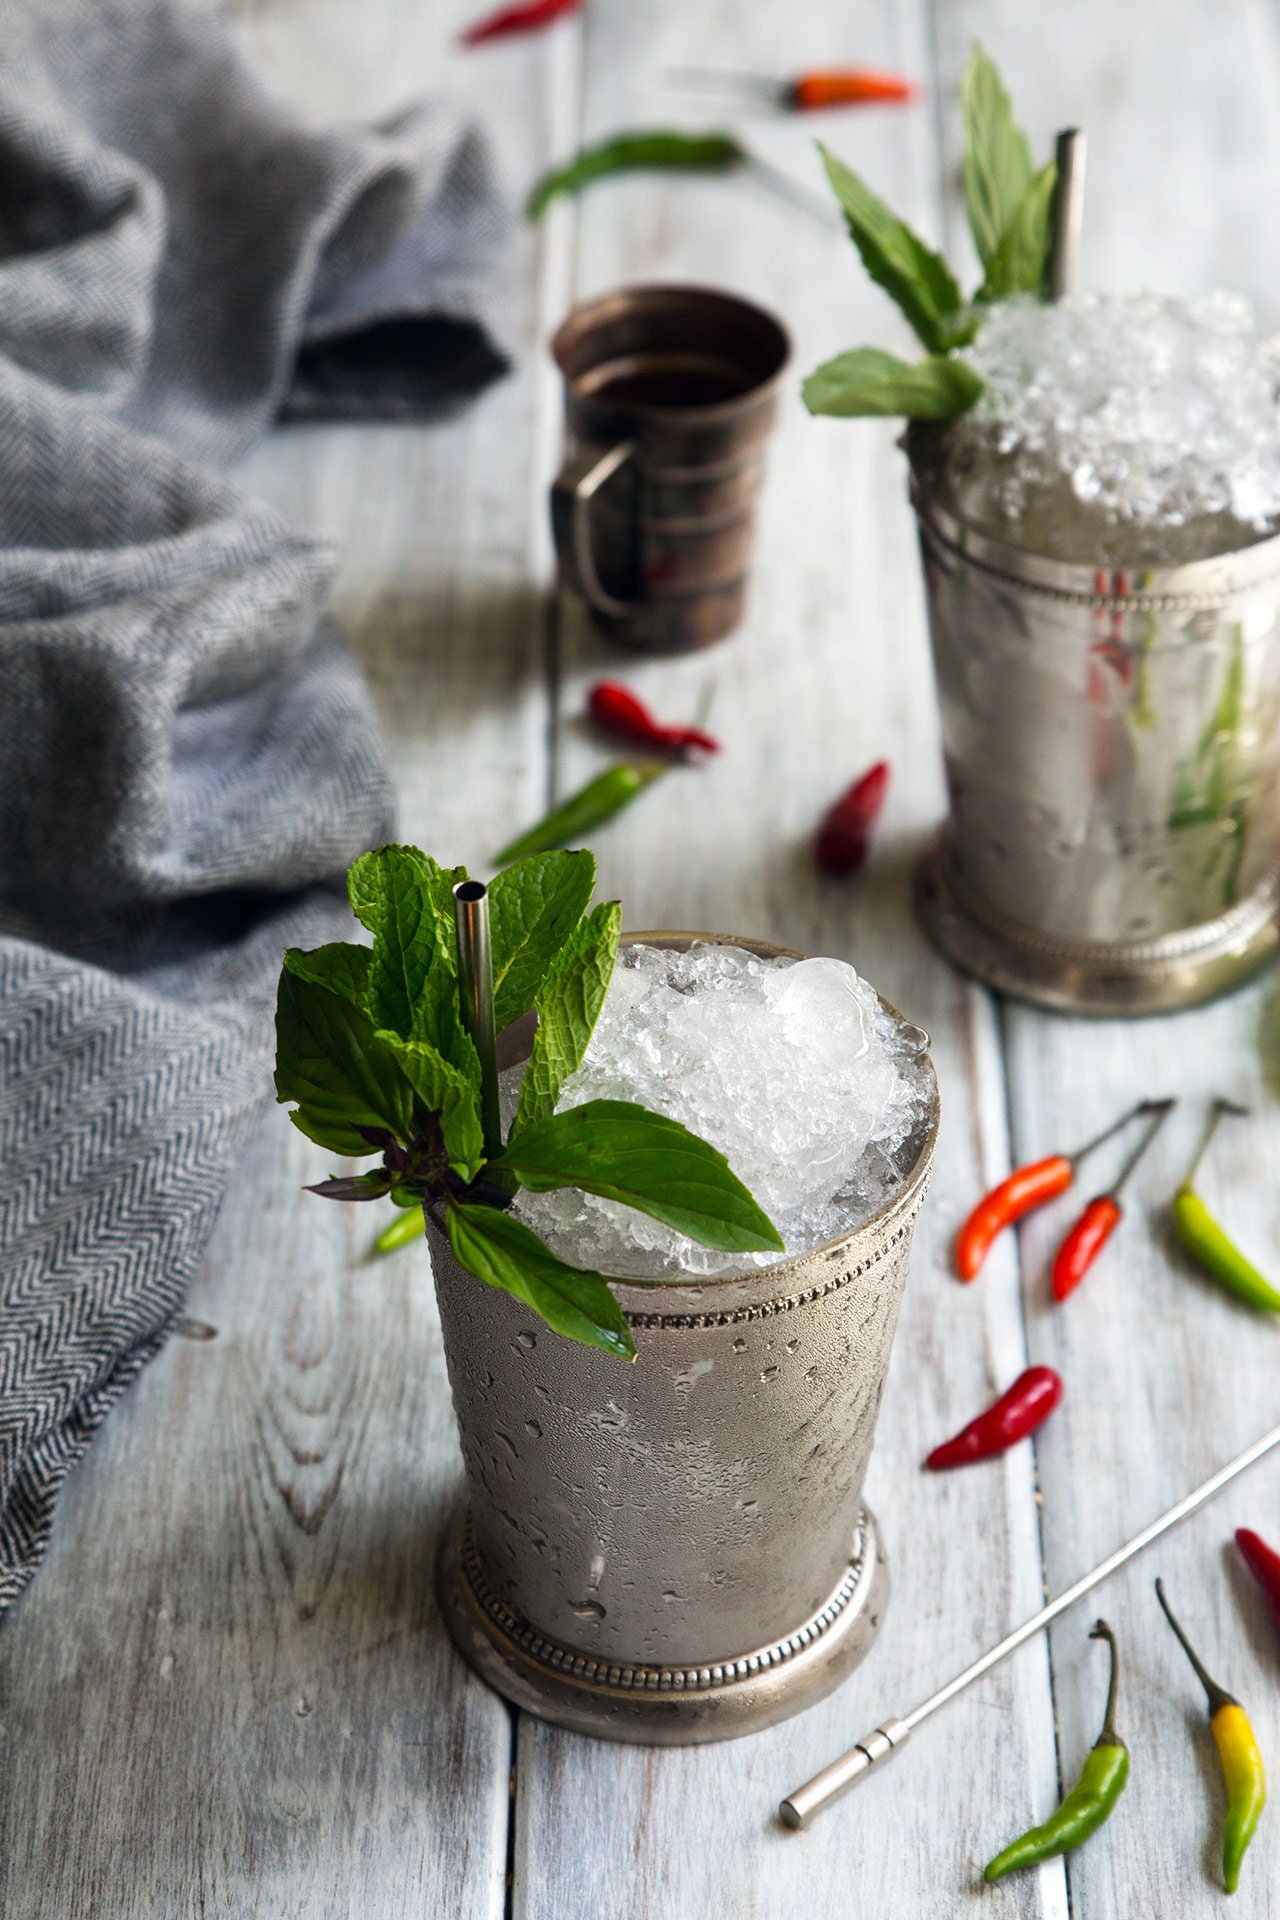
[910,127,1280,1015]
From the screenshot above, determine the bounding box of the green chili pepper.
[984,1621,1129,1883]
[495,761,667,865]
[1157,1578,1266,1893]
[372,1204,427,1256]
[1172,1099,1280,1312]
[526,129,745,219]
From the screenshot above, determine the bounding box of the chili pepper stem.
[1067,1096,1167,1171]
[1155,1578,1236,1714]
[741,153,845,229]
[1089,1620,1122,1745]
[1107,1098,1175,1199]
[1180,1097,1250,1191]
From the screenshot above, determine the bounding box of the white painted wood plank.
[0,1,570,1911]
[0,1109,511,1920]
[931,5,1280,1915]
[514,4,1064,1914]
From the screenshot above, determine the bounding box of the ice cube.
[503,943,932,1280]
[926,291,1280,565]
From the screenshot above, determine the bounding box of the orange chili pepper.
[667,65,920,114]
[956,1098,1165,1283]
[791,68,921,110]
[956,1156,1074,1282]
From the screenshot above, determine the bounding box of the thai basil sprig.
[804,44,1056,422]
[273,845,782,1360]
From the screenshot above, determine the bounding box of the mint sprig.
[802,346,983,421]
[273,845,782,1360]
[961,41,1036,274]
[819,145,975,356]
[805,42,1055,423]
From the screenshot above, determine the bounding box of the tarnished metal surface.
[550,285,789,652]
[911,462,1280,1012]
[431,934,939,1742]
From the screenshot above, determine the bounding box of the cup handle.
[550,439,637,618]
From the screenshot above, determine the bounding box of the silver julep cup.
[909,448,1280,1014]
[432,933,939,1745]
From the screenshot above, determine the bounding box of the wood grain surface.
[4,0,1280,1915]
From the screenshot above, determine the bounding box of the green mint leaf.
[378,1030,485,1181]
[305,1170,394,1202]
[978,160,1057,300]
[283,942,372,1006]
[513,901,621,1134]
[346,845,466,1038]
[804,346,983,420]
[411,959,484,1090]
[446,1200,635,1360]
[493,1099,784,1254]
[961,42,1036,272]
[489,849,597,1032]
[274,968,415,1150]
[819,144,972,354]
[288,1108,379,1158]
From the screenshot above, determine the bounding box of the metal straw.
[453,879,502,1158]
[1047,127,1087,299]
[780,1419,1280,1830]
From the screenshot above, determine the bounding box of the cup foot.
[437,1504,888,1746]
[914,838,1280,1015]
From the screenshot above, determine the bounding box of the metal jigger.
[453,879,503,1157]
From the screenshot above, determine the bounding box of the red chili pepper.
[1236,1528,1280,1638]
[925,1367,1063,1470]
[460,0,579,45]
[814,760,889,876]
[955,1097,1166,1283]
[1052,1196,1122,1301]
[586,681,720,757]
[1051,1099,1173,1303]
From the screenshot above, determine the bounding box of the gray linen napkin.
[0,0,515,1610]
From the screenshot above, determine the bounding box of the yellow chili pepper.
[1213,1704,1268,1894]
[1157,1578,1266,1893]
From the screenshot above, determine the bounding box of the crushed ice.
[501,943,934,1280]
[930,291,1280,564]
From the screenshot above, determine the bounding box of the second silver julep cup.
[431,933,939,1745]
[909,438,1280,1014]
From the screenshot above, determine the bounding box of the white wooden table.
[7,2,1280,1914]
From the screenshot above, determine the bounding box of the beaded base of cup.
[916,837,1280,1017]
[438,1504,888,1745]
[910,471,1280,1015]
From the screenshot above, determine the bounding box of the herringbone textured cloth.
[0,0,514,1611]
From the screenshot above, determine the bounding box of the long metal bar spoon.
[779,1420,1280,1830]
